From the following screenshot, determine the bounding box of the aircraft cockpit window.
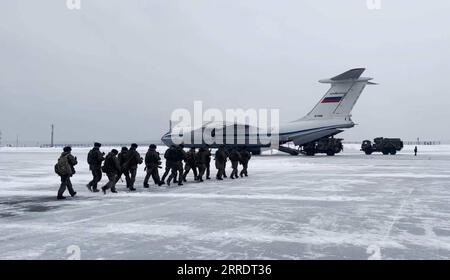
[211,129,215,137]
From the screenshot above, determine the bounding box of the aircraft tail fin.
[299,68,374,121]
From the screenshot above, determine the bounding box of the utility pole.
[51,124,54,147]
[16,135,19,147]
[0,130,2,147]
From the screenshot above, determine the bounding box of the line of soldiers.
[54,143,251,199]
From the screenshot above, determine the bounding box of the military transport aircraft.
[161,68,375,155]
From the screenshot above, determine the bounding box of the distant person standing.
[144,144,163,188]
[228,148,241,179]
[101,149,121,194]
[54,146,78,200]
[414,146,418,156]
[126,143,143,191]
[87,142,105,192]
[239,149,251,177]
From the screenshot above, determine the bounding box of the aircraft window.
[211,129,215,137]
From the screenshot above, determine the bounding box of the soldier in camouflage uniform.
[144,144,163,187]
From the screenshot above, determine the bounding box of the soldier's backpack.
[55,155,71,176]
[102,155,113,173]
[87,149,95,165]
[127,150,142,166]
[118,152,129,171]
[164,149,170,159]
[121,160,130,172]
[165,148,177,162]
[240,151,250,162]
[185,152,193,163]
[215,150,225,162]
[229,151,241,161]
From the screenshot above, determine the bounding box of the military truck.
[361,137,403,155]
[302,137,343,156]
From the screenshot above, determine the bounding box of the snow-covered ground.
[0,144,449,260]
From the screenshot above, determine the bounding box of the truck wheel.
[306,151,315,156]
[364,150,372,155]
[382,150,389,155]
[326,150,335,156]
[390,150,397,155]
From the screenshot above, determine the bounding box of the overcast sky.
[1,0,449,145]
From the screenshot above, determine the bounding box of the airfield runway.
[0,145,449,259]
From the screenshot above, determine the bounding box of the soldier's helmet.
[149,144,157,149]
[63,146,72,152]
[94,142,102,147]
[111,149,118,155]
[121,146,128,152]
[131,143,138,149]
